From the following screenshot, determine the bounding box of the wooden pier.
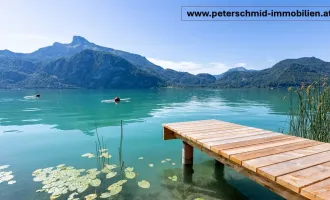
[163,119,330,200]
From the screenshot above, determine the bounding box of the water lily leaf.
[161,160,166,163]
[0,165,10,170]
[165,159,171,161]
[104,164,117,170]
[194,198,205,200]
[90,179,101,187]
[82,153,95,158]
[77,184,89,193]
[138,157,144,160]
[138,180,150,189]
[125,167,134,172]
[2,174,14,181]
[56,164,65,168]
[107,180,127,191]
[100,152,111,159]
[36,189,46,192]
[100,192,112,198]
[43,167,54,173]
[117,180,127,185]
[87,168,97,173]
[32,169,42,176]
[8,180,16,184]
[101,167,110,173]
[172,163,176,165]
[106,171,117,179]
[84,193,97,200]
[149,164,154,167]
[68,184,77,191]
[168,175,178,182]
[68,192,78,200]
[99,149,108,153]
[110,185,122,195]
[125,171,136,179]
[50,194,61,200]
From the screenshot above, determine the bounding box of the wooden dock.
[163,119,330,200]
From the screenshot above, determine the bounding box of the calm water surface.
[0,88,291,200]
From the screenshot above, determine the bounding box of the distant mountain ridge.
[0,36,215,88]
[0,36,328,89]
[213,67,255,79]
[213,57,330,88]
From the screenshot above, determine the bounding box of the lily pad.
[172,163,176,165]
[165,158,171,161]
[109,185,122,195]
[100,152,111,159]
[32,169,42,176]
[50,194,61,200]
[104,164,117,170]
[138,157,144,160]
[100,192,112,198]
[101,167,111,173]
[149,164,154,167]
[56,164,65,168]
[8,180,16,184]
[161,160,166,163]
[194,198,205,200]
[84,193,97,200]
[168,175,178,182]
[125,167,134,172]
[87,168,97,173]
[81,153,95,158]
[125,171,136,179]
[90,179,101,187]
[106,171,117,179]
[77,184,89,193]
[0,165,10,170]
[99,149,108,153]
[138,180,150,189]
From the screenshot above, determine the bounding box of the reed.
[288,78,330,142]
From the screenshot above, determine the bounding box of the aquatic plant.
[31,120,155,199]
[0,165,15,185]
[288,79,330,142]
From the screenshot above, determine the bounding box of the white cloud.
[147,58,247,75]
[234,63,247,67]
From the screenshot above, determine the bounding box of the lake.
[0,88,290,200]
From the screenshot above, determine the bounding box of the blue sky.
[1,0,329,74]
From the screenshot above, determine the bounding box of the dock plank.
[258,151,330,181]
[187,127,259,140]
[277,161,330,193]
[210,134,290,151]
[301,178,330,200]
[243,143,330,172]
[221,137,306,159]
[203,132,280,148]
[230,140,320,165]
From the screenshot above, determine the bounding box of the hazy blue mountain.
[214,57,330,88]
[0,36,215,87]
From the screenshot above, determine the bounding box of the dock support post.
[182,141,194,165]
[214,160,225,180]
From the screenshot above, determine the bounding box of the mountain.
[213,67,253,79]
[214,57,330,88]
[0,36,215,88]
[0,50,165,89]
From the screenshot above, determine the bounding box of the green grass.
[288,79,330,142]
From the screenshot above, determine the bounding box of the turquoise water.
[0,88,290,200]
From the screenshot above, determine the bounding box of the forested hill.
[213,57,330,88]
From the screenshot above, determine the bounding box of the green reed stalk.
[288,79,330,142]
